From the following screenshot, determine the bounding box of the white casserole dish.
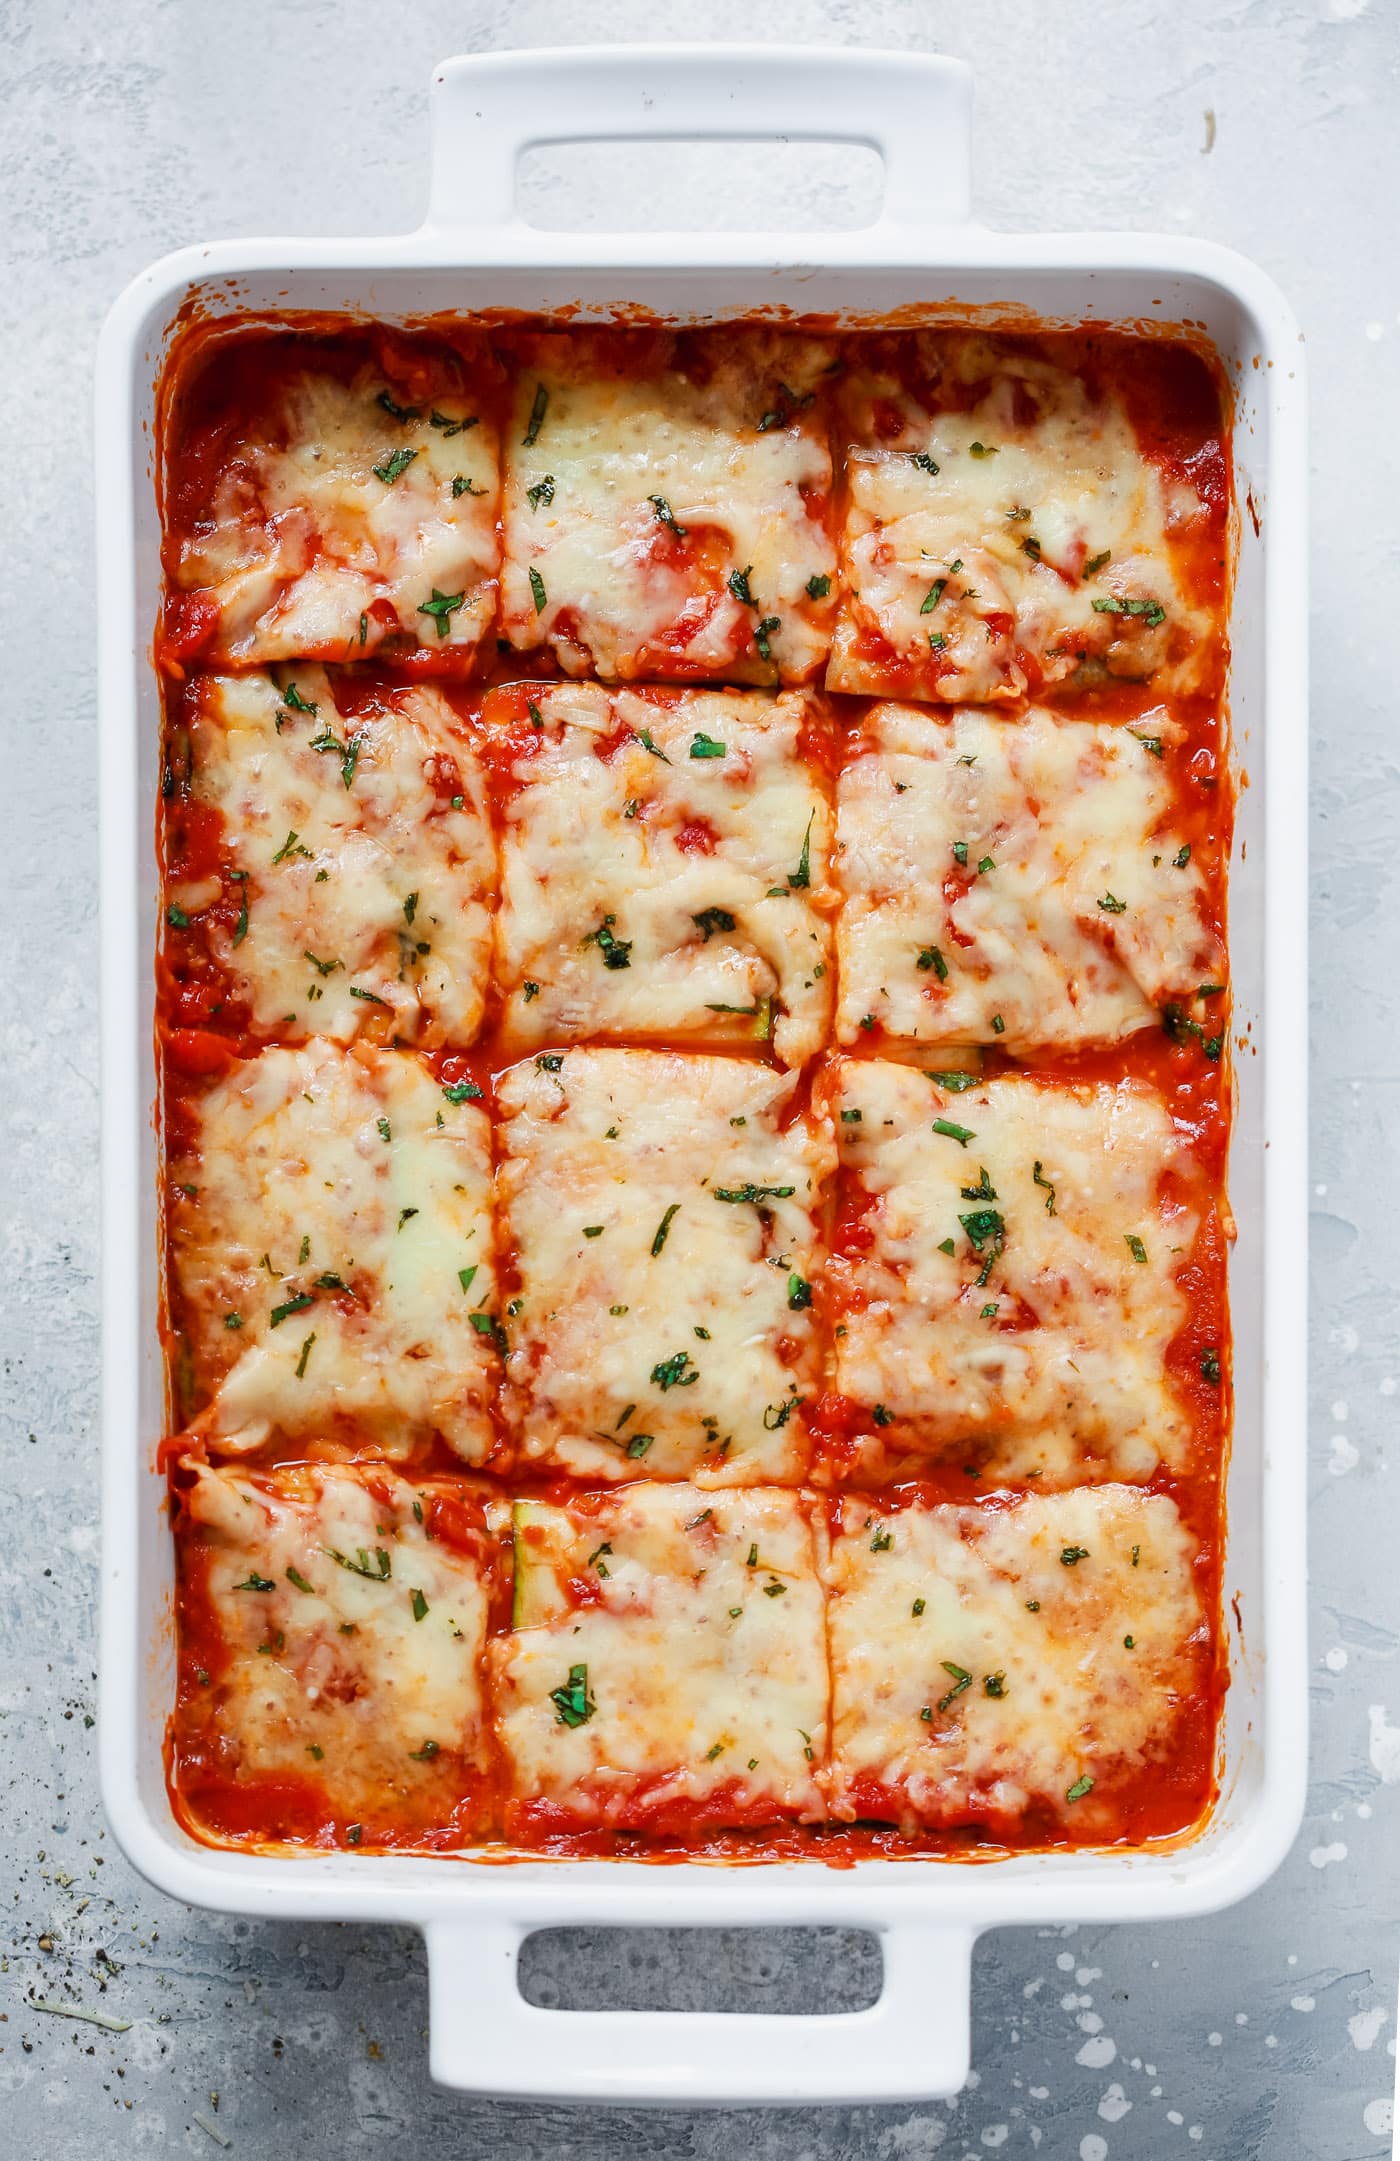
[96,43,1309,2107]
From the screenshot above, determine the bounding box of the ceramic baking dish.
[95,43,1309,2106]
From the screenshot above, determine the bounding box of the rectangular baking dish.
[96,43,1309,2107]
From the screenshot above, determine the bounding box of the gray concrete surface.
[0,0,1393,2152]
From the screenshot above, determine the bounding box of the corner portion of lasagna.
[171,1464,496,1848]
[483,682,835,1069]
[496,1050,833,1485]
[161,334,502,672]
[492,1483,829,1837]
[828,333,1218,705]
[833,701,1224,1052]
[823,1486,1212,1838]
[823,1058,1203,1485]
[167,1042,501,1462]
[163,669,495,1047]
[498,329,838,684]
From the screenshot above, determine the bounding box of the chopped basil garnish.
[269,1293,315,1328]
[583,913,631,969]
[806,572,831,598]
[1125,1233,1148,1263]
[324,1545,391,1581]
[713,1182,795,1205]
[1066,1774,1094,1803]
[651,1204,681,1256]
[373,446,418,485]
[526,475,555,510]
[933,1118,974,1147]
[411,1588,428,1622]
[549,1663,595,1729]
[1060,1545,1090,1566]
[523,382,549,447]
[938,1662,973,1711]
[1201,1347,1222,1385]
[442,1079,483,1103]
[1092,594,1166,626]
[1097,892,1127,914]
[649,494,687,537]
[234,1574,275,1593]
[1033,1161,1056,1215]
[754,615,780,662]
[689,732,726,760]
[417,587,465,638]
[919,946,949,981]
[788,1273,813,1311]
[692,907,736,940]
[650,1350,699,1391]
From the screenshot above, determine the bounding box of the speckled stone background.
[0,0,1391,2152]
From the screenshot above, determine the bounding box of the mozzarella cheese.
[496,1050,834,1484]
[826,1059,1197,1483]
[499,331,837,683]
[492,1482,828,1830]
[179,1463,492,1836]
[169,1042,499,1460]
[828,334,1212,702]
[834,702,1222,1050]
[176,669,494,1045]
[824,1486,1207,1832]
[173,361,500,664]
[488,683,834,1068]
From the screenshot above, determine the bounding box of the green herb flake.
[1033,1161,1056,1215]
[1098,892,1127,914]
[373,446,419,486]
[442,1078,483,1104]
[1060,1545,1090,1567]
[689,732,727,760]
[1091,594,1166,627]
[651,1203,681,1257]
[1201,1347,1222,1385]
[649,493,687,537]
[269,1293,315,1328]
[234,1573,275,1593]
[526,475,555,510]
[523,381,549,447]
[787,1273,813,1312]
[1084,549,1111,577]
[692,907,736,940]
[754,615,780,662]
[1125,1234,1148,1264]
[938,1662,973,1711]
[1066,1773,1094,1803]
[650,1349,699,1392]
[323,1545,391,1581]
[933,1118,975,1147]
[713,1182,795,1206]
[806,572,832,598]
[968,442,997,459]
[912,1598,926,1616]
[417,587,466,639]
[411,1588,429,1623]
[549,1662,595,1729]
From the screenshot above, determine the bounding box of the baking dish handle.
[425,1916,976,2104]
[425,44,974,242]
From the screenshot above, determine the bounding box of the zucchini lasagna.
[158,320,1232,1858]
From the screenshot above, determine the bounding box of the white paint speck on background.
[1349,2008,1388,2051]
[1369,1704,1400,1782]
[979,2128,1008,2149]
[1208,2030,1223,2045]
[1362,2095,1392,2137]
[1097,2083,1131,2123]
[1331,1433,1361,1475]
[1334,1399,1350,1421]
[1079,2138,1108,2161]
[1076,2036,1117,2070]
[1310,1842,1349,1868]
[1293,1995,1316,2012]
[1326,1646,1350,1671]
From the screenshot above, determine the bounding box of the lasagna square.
[824,1059,1201,1484]
[828,332,1217,704]
[498,328,837,684]
[162,332,501,671]
[165,669,494,1047]
[484,682,834,1068]
[492,1482,828,1837]
[823,1487,1211,1838]
[496,1050,833,1484]
[833,702,1224,1052]
[172,1463,495,1847]
[167,1042,500,1461]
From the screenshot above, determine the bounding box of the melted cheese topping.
[824,1486,1206,1831]
[170,1043,498,1460]
[499,332,836,683]
[180,1463,492,1833]
[826,1059,1197,1483]
[176,670,494,1045]
[496,1050,833,1484]
[829,335,1210,702]
[834,702,1222,1050]
[174,365,500,664]
[488,684,834,1068]
[492,1482,827,1829]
